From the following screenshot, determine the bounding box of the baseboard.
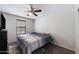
[51,41,75,52]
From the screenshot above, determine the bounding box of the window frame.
[16,19,26,35]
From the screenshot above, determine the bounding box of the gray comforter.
[17,32,53,54]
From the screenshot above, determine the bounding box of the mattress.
[17,32,53,54]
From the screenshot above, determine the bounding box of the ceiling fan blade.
[34,10,42,12]
[33,12,38,16]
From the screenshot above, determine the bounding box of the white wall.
[35,4,75,51]
[75,5,79,53]
[2,12,35,43]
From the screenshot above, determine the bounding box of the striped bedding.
[17,33,53,54]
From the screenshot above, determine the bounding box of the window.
[16,19,26,35]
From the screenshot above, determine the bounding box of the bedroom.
[0,4,79,54]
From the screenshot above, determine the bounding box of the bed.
[17,32,53,54]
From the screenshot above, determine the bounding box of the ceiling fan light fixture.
[27,12,33,16]
[26,4,42,16]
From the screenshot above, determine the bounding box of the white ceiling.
[0,4,43,19]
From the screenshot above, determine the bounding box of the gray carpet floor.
[8,43,75,54]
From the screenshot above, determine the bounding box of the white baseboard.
[51,41,75,52]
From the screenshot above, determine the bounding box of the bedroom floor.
[8,43,75,54]
[32,43,75,54]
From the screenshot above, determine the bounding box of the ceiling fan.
[26,4,42,16]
